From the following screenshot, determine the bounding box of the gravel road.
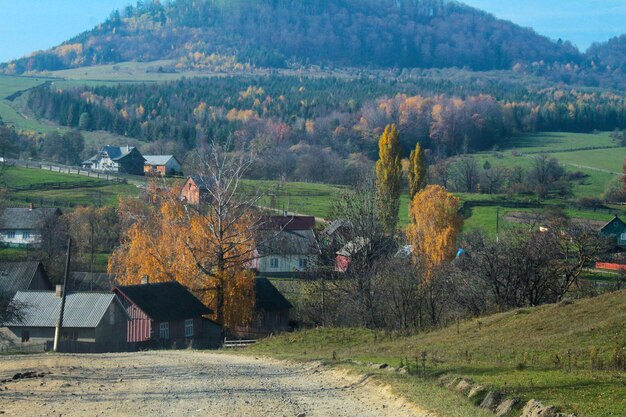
[0,351,431,417]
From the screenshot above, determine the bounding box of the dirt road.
[0,351,430,417]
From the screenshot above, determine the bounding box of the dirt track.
[0,351,430,417]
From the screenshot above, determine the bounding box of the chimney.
[28,202,34,211]
[55,285,63,297]
[141,275,150,285]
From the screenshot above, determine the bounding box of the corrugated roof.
[115,281,212,322]
[257,229,320,256]
[0,207,61,230]
[0,261,51,296]
[263,216,316,231]
[3,291,120,328]
[255,278,292,312]
[143,155,177,166]
[69,272,114,292]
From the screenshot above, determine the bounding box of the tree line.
[25,75,626,183]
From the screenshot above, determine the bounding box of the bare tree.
[451,156,480,192]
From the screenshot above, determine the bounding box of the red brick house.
[180,176,211,205]
[113,280,221,349]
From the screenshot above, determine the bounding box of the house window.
[22,231,30,240]
[299,258,308,268]
[7,231,15,239]
[185,319,194,337]
[270,258,279,268]
[21,331,29,343]
[159,322,169,339]
[621,233,626,241]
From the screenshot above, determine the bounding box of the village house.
[2,287,129,353]
[114,280,221,349]
[180,176,211,205]
[0,261,53,298]
[232,277,293,338]
[143,155,182,176]
[600,215,626,248]
[81,145,146,175]
[0,205,62,247]
[255,215,320,276]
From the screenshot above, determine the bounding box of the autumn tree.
[109,144,262,329]
[408,142,427,200]
[406,185,463,324]
[375,124,402,233]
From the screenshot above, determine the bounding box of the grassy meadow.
[247,291,626,417]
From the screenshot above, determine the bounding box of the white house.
[81,146,146,176]
[143,155,182,176]
[0,205,62,247]
[256,228,320,276]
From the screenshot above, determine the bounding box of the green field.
[0,75,62,132]
[2,166,139,207]
[247,291,626,417]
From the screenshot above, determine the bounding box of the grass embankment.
[247,291,626,417]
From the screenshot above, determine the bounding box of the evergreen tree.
[375,124,402,233]
[408,142,427,200]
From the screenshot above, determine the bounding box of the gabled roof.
[3,291,125,328]
[69,272,114,292]
[257,229,320,256]
[0,261,52,296]
[264,215,316,231]
[600,215,626,234]
[255,278,292,312]
[115,281,212,321]
[143,155,179,166]
[0,207,61,230]
[184,176,211,191]
[83,145,144,164]
[337,237,370,257]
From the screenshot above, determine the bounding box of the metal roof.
[0,261,52,297]
[0,207,61,230]
[4,291,122,328]
[115,281,212,322]
[143,155,178,166]
[257,229,320,256]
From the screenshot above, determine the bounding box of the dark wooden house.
[81,145,146,176]
[600,215,626,248]
[232,278,293,337]
[114,281,221,349]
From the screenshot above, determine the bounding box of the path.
[0,351,430,417]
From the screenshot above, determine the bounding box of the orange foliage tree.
[109,147,261,329]
[406,185,463,282]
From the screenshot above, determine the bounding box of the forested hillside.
[25,74,626,183]
[1,0,582,73]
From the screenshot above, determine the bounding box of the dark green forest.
[1,0,582,73]
[24,74,626,182]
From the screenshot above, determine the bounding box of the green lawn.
[247,291,626,417]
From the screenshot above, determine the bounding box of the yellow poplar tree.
[375,124,403,233]
[408,142,427,200]
[406,185,463,283]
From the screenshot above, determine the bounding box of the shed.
[180,176,211,205]
[114,281,221,349]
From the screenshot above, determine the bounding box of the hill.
[1,0,582,74]
[248,291,626,417]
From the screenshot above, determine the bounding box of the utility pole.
[53,238,72,353]
[496,207,500,243]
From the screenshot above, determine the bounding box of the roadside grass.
[247,291,626,417]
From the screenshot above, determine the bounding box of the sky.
[0,0,625,64]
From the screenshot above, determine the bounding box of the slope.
[248,291,626,417]
[1,0,581,74]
